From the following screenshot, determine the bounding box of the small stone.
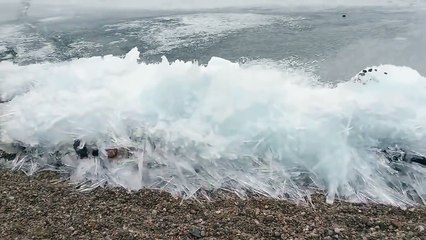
[391,220,402,228]
[274,231,281,237]
[415,225,425,232]
[324,237,332,240]
[191,210,196,214]
[190,228,203,238]
[255,208,260,215]
[151,210,157,216]
[334,228,344,234]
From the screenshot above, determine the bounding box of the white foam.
[1,48,426,206]
[105,13,298,54]
[0,23,56,63]
[37,16,70,23]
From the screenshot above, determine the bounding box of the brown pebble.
[391,220,402,228]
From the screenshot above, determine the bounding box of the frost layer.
[1,48,426,206]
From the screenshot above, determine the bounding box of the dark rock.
[73,140,88,159]
[190,228,204,238]
[0,150,17,160]
[92,149,99,157]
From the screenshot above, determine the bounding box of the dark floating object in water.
[368,69,373,72]
[384,72,388,75]
[342,14,347,18]
[362,69,367,73]
[374,69,378,71]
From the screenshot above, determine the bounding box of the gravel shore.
[1,170,425,240]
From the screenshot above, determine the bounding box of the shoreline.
[1,170,425,239]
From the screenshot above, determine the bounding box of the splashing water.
[19,0,31,19]
[1,48,426,206]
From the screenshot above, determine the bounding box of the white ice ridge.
[1,48,426,206]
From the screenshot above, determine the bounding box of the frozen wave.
[1,48,426,206]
